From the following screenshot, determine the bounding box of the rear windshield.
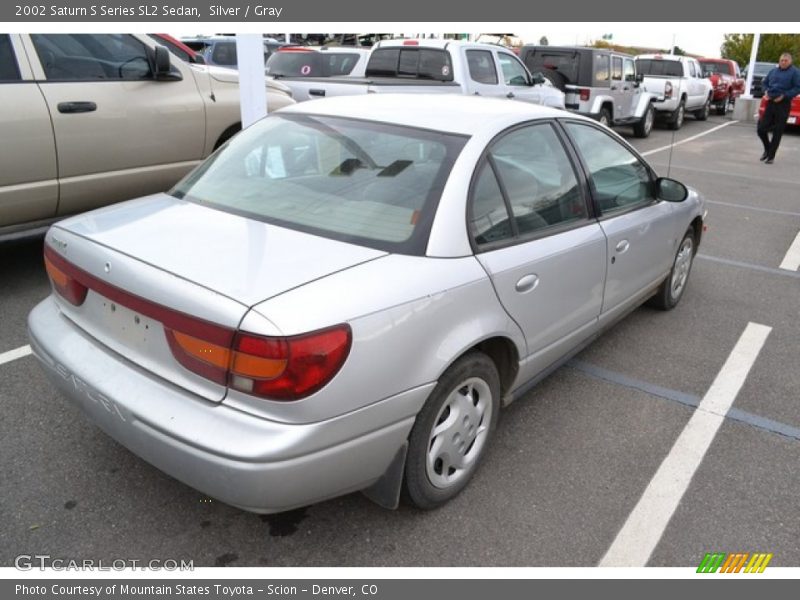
[635,59,683,77]
[699,61,731,75]
[523,51,580,84]
[366,48,454,81]
[171,114,467,255]
[266,51,361,77]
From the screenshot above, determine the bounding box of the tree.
[539,36,549,46]
[671,46,686,56]
[721,33,800,66]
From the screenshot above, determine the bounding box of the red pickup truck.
[699,58,744,115]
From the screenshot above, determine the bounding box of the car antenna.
[666,124,677,179]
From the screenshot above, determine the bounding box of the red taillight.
[579,88,590,102]
[229,326,352,401]
[44,245,88,306]
[403,40,419,46]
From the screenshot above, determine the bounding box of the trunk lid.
[46,193,386,401]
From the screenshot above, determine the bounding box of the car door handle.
[611,85,618,90]
[506,92,515,99]
[309,89,326,97]
[515,274,539,293]
[57,101,97,114]
[615,240,631,253]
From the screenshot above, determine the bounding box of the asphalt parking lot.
[1,112,798,569]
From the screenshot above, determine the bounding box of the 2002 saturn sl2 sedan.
[29,94,706,514]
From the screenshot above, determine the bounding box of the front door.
[23,34,206,217]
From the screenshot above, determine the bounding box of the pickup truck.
[269,39,566,109]
[699,58,744,115]
[635,54,714,130]
[0,33,294,241]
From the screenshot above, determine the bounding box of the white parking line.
[640,121,739,157]
[599,322,771,567]
[778,231,800,272]
[0,345,32,366]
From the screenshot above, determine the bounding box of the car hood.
[54,193,387,307]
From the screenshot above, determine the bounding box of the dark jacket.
[763,64,800,100]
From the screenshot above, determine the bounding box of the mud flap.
[361,441,408,510]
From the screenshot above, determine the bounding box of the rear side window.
[31,34,152,80]
[366,48,453,81]
[612,56,623,81]
[594,54,609,84]
[211,42,237,66]
[0,35,21,81]
[467,50,498,84]
[635,59,683,77]
[470,123,587,247]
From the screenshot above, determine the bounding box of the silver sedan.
[29,94,706,514]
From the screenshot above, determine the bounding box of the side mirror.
[656,177,688,202]
[635,72,644,83]
[531,72,545,85]
[153,45,182,81]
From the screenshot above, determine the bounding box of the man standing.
[757,52,800,164]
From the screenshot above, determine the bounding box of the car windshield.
[266,51,361,77]
[171,114,467,254]
[635,59,683,77]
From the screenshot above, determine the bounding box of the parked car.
[519,45,658,137]
[0,33,294,242]
[29,94,705,514]
[758,94,800,126]
[265,46,370,84]
[271,39,566,109]
[742,61,776,98]
[181,35,290,69]
[635,54,714,129]
[698,58,744,114]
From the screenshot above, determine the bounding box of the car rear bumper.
[28,296,427,513]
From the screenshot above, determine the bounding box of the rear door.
[22,34,206,218]
[470,121,606,373]
[0,34,58,231]
[464,48,503,98]
[561,120,678,323]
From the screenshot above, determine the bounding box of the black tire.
[649,228,696,310]
[633,104,654,138]
[667,100,685,130]
[694,97,711,121]
[540,68,567,92]
[404,352,501,510]
[716,94,731,116]
[598,107,612,128]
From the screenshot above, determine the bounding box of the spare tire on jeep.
[539,68,567,92]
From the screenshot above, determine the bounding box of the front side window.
[498,53,530,86]
[623,58,635,82]
[31,34,151,80]
[172,115,467,255]
[467,50,498,85]
[0,34,20,81]
[564,122,654,214]
[470,123,587,247]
